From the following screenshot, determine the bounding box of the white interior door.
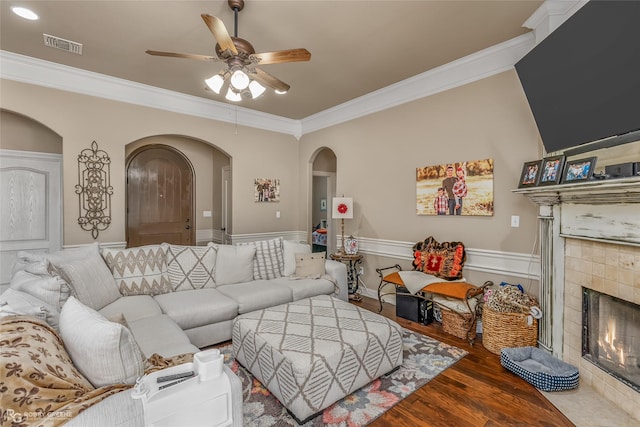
[0,150,62,291]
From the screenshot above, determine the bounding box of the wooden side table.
[330,252,363,301]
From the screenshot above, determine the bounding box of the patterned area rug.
[221,329,466,426]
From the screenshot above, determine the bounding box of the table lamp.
[332,197,353,254]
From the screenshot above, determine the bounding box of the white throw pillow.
[282,240,311,276]
[9,268,71,310]
[238,237,284,280]
[214,244,256,285]
[0,288,57,327]
[102,245,172,296]
[59,296,144,387]
[294,252,326,278]
[55,254,121,310]
[165,244,217,291]
[17,242,101,265]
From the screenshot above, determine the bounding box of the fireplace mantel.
[512,176,640,205]
[513,176,640,246]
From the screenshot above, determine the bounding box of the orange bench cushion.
[382,271,405,286]
[383,272,477,300]
[422,281,478,300]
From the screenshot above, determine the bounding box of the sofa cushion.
[282,240,311,276]
[165,243,217,291]
[127,314,199,358]
[269,276,336,301]
[9,268,71,311]
[9,260,71,311]
[102,245,172,296]
[154,289,238,330]
[295,251,326,278]
[214,244,256,285]
[99,295,163,322]
[0,288,59,328]
[238,237,284,280]
[218,280,292,314]
[0,315,128,425]
[54,253,121,310]
[17,242,101,265]
[59,296,145,387]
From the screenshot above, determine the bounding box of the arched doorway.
[311,148,337,253]
[126,144,194,247]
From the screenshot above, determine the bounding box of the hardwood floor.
[353,296,574,427]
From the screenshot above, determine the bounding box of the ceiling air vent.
[43,33,83,55]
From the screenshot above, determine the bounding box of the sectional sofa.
[0,237,347,425]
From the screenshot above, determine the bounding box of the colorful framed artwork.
[538,155,565,186]
[562,157,597,183]
[254,178,280,202]
[518,160,543,188]
[416,158,494,216]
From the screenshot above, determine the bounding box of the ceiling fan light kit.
[205,73,225,94]
[146,0,310,103]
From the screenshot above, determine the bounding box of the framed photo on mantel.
[538,155,565,186]
[518,160,543,188]
[562,157,597,183]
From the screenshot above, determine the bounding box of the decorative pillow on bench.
[412,236,466,280]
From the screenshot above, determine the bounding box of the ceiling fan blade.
[146,50,219,61]
[251,48,311,65]
[250,67,290,93]
[201,14,237,55]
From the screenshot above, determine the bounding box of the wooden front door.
[126,145,194,247]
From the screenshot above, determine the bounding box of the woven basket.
[441,308,476,340]
[482,306,538,355]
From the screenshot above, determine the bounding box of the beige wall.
[1,109,62,153]
[299,70,543,253]
[1,71,542,257]
[0,80,300,245]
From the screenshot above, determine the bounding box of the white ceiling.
[0,1,543,120]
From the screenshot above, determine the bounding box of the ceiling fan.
[146,0,311,101]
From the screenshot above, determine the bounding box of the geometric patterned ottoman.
[232,295,403,423]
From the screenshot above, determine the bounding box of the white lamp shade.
[225,87,242,102]
[248,80,266,98]
[230,70,250,90]
[205,74,224,94]
[332,197,353,219]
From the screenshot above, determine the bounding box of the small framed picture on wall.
[538,155,565,186]
[518,160,543,188]
[562,157,597,183]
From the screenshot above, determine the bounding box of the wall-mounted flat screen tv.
[515,0,640,154]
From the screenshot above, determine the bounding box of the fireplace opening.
[582,288,640,392]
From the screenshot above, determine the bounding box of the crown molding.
[523,0,588,43]
[0,32,533,140]
[0,51,301,138]
[300,33,535,135]
[1,0,573,139]
[0,32,533,139]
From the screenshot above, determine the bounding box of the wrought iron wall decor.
[76,140,113,238]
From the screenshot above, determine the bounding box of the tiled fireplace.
[514,176,640,421]
[564,239,640,419]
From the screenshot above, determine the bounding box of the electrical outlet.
[358,267,364,275]
[511,215,520,227]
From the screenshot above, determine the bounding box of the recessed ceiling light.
[12,6,39,20]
